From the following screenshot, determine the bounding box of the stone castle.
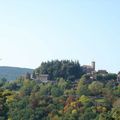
[82,61,96,73]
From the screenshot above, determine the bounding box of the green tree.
[58,78,68,90]
[88,81,104,95]
[77,77,90,96]
[0,89,8,120]
[51,86,63,97]
[0,78,7,87]
[111,108,120,120]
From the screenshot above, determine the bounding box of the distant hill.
[0,66,33,81]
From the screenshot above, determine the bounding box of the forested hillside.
[0,60,120,120]
[0,66,33,81]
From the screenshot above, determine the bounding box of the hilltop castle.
[82,61,95,73]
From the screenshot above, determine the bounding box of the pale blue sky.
[0,0,120,72]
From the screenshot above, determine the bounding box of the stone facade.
[117,72,120,83]
[35,74,49,83]
[97,70,108,75]
[82,61,95,73]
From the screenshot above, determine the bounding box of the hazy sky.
[0,0,120,72]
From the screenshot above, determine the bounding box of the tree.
[39,83,52,96]
[113,98,120,108]
[58,78,68,90]
[88,81,104,95]
[80,111,96,120]
[99,113,112,120]
[51,86,63,97]
[96,73,117,83]
[20,80,35,96]
[25,72,31,80]
[76,77,90,96]
[111,108,120,120]
[0,78,7,87]
[79,95,90,104]
[0,89,8,120]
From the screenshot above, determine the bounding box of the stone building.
[97,70,108,75]
[117,72,120,83]
[82,61,96,73]
[32,73,49,83]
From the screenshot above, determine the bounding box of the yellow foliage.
[96,106,107,113]
[52,115,59,120]
[102,107,107,112]
[8,118,12,120]
[79,95,90,103]
[71,102,76,107]
[2,90,12,96]
[24,79,30,86]
[58,110,63,115]
[72,109,77,115]
[6,95,15,103]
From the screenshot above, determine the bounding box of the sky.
[0,0,120,73]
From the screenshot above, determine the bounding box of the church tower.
[91,61,95,71]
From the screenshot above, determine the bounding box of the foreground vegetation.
[0,60,120,120]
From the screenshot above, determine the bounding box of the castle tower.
[91,61,95,71]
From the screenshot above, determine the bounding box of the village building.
[82,61,95,73]
[36,74,49,83]
[117,72,120,83]
[97,70,108,75]
[31,72,49,83]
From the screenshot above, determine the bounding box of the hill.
[0,61,120,120]
[0,66,33,81]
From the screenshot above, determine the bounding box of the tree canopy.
[35,60,83,81]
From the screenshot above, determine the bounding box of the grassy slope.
[0,66,33,81]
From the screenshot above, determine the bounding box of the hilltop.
[0,60,120,120]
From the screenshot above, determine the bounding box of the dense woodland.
[0,60,120,120]
[35,60,83,81]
